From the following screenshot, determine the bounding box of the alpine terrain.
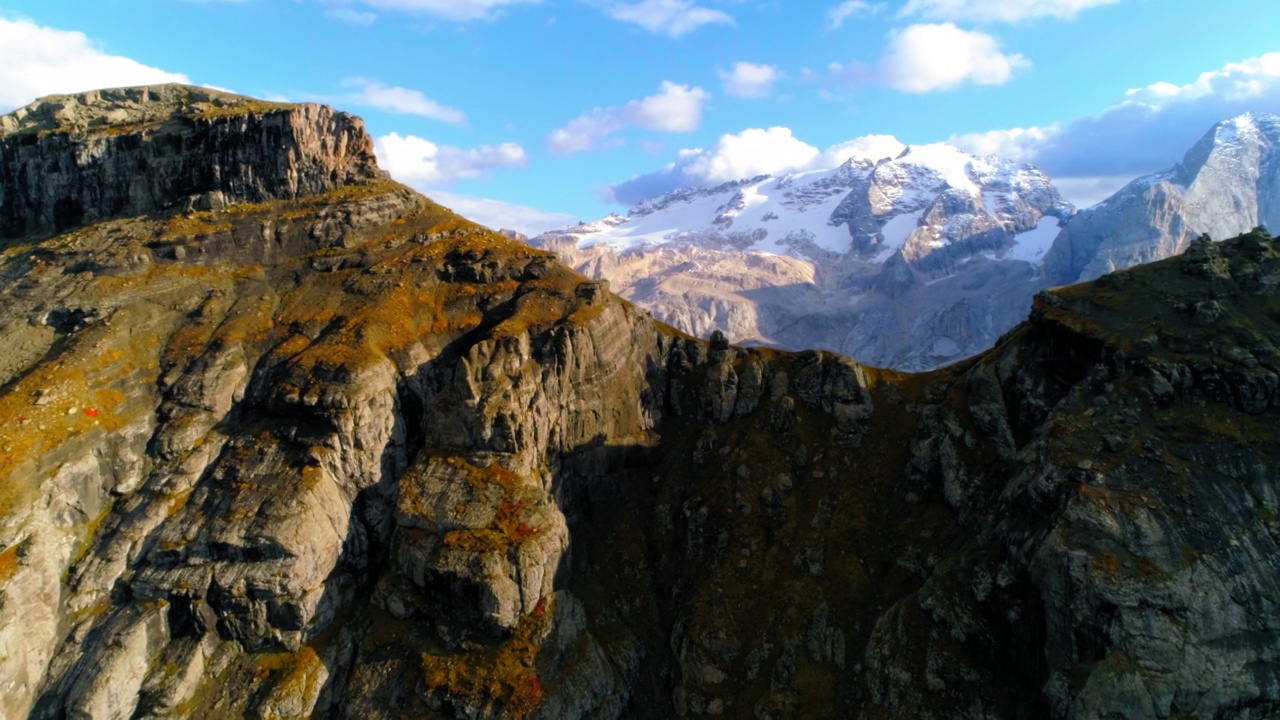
[536,113,1280,373]
[534,143,1076,370]
[2,86,1280,720]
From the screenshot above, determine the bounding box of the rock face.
[0,84,382,240]
[3,88,1280,720]
[533,144,1074,370]
[1045,112,1280,284]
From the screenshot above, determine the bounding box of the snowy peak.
[535,143,1074,272]
[1213,112,1280,146]
[894,143,983,197]
[1045,112,1280,284]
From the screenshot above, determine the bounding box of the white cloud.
[548,81,710,153]
[809,23,1028,93]
[0,18,190,113]
[881,23,1029,93]
[827,0,880,28]
[947,125,1058,161]
[375,133,526,185]
[880,24,1029,92]
[424,189,577,235]
[346,0,540,21]
[719,62,781,99]
[340,78,466,123]
[603,0,733,37]
[948,52,1280,181]
[325,7,379,24]
[821,134,907,165]
[941,52,1280,209]
[682,127,821,183]
[899,0,1120,23]
[1121,53,1280,106]
[609,127,906,204]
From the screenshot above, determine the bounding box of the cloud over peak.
[609,127,907,205]
[946,52,1280,205]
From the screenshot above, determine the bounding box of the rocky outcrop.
[0,84,382,240]
[3,88,1280,720]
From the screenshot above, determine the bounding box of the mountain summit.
[1045,112,1280,283]
[2,88,1280,720]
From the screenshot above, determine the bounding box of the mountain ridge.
[1,88,1279,720]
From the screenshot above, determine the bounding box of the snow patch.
[1005,216,1061,264]
[876,211,924,262]
[901,144,978,196]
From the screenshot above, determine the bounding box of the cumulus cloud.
[339,0,541,22]
[375,133,526,186]
[827,0,881,29]
[881,23,1030,93]
[609,127,906,205]
[719,62,781,99]
[425,189,578,236]
[947,125,1057,162]
[548,81,710,153]
[899,0,1120,23]
[0,18,190,112]
[603,0,733,37]
[340,78,466,123]
[949,52,1280,180]
[681,127,821,182]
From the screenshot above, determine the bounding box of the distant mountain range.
[533,113,1280,370]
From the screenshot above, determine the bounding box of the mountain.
[1045,112,1280,284]
[533,144,1075,370]
[3,86,1280,720]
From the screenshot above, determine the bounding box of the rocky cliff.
[2,87,1280,720]
[0,84,382,240]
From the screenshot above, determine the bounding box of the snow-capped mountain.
[545,144,1073,266]
[1046,113,1280,284]
[533,142,1075,370]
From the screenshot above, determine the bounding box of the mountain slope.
[534,144,1074,370]
[1045,112,1280,283]
[2,87,1280,720]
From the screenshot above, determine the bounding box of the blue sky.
[2,0,1280,233]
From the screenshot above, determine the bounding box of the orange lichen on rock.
[420,597,553,719]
